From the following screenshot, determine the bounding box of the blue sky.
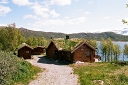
[0,0,128,34]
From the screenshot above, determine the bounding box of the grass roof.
[17,43,33,50]
[51,39,84,50]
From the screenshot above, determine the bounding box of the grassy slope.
[0,51,42,85]
[71,63,128,85]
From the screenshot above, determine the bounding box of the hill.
[18,28,128,41]
[19,28,66,39]
[1,27,128,41]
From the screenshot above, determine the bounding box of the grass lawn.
[71,62,128,85]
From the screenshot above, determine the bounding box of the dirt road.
[27,56,79,85]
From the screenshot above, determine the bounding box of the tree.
[0,27,25,51]
[100,38,108,62]
[87,39,98,55]
[122,4,128,24]
[26,36,38,47]
[0,43,3,50]
[38,37,48,46]
[113,44,121,62]
[0,28,8,50]
[87,39,97,48]
[100,38,121,62]
[123,44,128,61]
[32,37,38,47]
[106,38,114,62]
[26,37,33,46]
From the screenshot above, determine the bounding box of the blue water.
[97,41,128,61]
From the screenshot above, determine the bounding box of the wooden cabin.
[46,39,78,61]
[33,46,45,55]
[46,41,59,60]
[18,43,33,59]
[46,40,96,63]
[71,41,96,62]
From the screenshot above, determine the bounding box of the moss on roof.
[17,43,33,50]
[51,39,83,50]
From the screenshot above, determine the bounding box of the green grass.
[0,51,42,85]
[12,61,42,85]
[71,62,128,85]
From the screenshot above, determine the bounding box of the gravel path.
[27,56,79,85]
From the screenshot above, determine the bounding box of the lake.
[97,41,128,61]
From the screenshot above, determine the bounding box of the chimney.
[51,37,53,39]
[66,35,69,40]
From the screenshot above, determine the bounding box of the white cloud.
[75,0,79,1]
[104,16,110,19]
[0,23,6,26]
[41,0,71,7]
[0,0,8,4]
[34,19,65,26]
[68,17,86,25]
[84,11,90,14]
[50,10,60,18]
[79,9,83,12]
[27,23,31,25]
[65,17,69,19]
[23,14,38,20]
[123,18,128,20]
[50,0,71,6]
[0,5,12,16]
[122,18,128,23]
[31,3,49,18]
[11,0,30,6]
[117,19,121,22]
[33,17,86,27]
[88,1,94,4]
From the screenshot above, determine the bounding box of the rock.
[75,61,84,64]
[93,80,104,85]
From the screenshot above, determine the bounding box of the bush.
[0,51,18,85]
[0,51,41,85]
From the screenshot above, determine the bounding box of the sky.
[0,0,128,34]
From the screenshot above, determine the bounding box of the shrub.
[0,51,19,85]
[0,51,41,85]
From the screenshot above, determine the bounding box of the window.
[86,51,90,56]
[26,51,29,53]
[81,49,84,51]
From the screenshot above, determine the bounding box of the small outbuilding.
[33,46,45,55]
[59,50,72,63]
[18,43,33,59]
[46,41,59,60]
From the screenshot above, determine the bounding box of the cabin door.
[54,50,59,60]
[23,50,31,59]
[85,51,91,62]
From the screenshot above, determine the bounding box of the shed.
[59,50,72,63]
[18,43,33,59]
[71,41,96,62]
[33,46,45,55]
[46,41,59,60]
